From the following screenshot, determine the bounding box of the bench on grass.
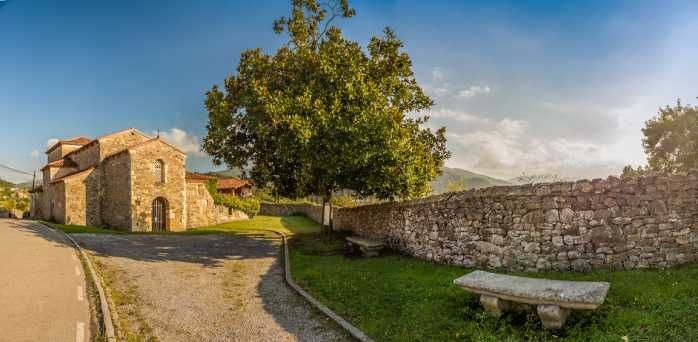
[454,270,610,329]
[345,236,385,257]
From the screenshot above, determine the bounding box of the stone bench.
[454,270,609,329]
[345,236,385,257]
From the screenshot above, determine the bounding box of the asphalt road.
[0,219,90,342]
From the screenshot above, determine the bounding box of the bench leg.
[536,305,570,330]
[480,295,509,318]
[359,246,380,257]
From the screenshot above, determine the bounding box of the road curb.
[39,222,117,342]
[268,231,375,342]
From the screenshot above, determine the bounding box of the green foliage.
[443,178,467,193]
[0,187,29,213]
[642,99,698,173]
[204,179,260,217]
[621,165,650,178]
[211,192,260,218]
[44,215,319,236]
[205,179,218,197]
[203,0,449,204]
[330,194,356,207]
[195,215,320,235]
[290,233,698,341]
[0,178,14,188]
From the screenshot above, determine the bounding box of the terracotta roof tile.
[46,136,92,153]
[185,172,217,182]
[40,158,77,170]
[50,166,95,183]
[216,178,251,190]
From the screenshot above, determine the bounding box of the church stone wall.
[129,141,186,232]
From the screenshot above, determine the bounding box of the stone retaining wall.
[186,182,248,228]
[334,172,698,272]
[260,202,324,224]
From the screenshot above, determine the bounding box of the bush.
[211,192,260,217]
[205,179,260,217]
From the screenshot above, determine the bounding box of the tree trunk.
[321,193,333,240]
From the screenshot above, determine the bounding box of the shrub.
[207,184,260,218]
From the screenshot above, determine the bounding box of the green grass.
[289,233,698,342]
[189,214,320,235]
[41,215,320,236]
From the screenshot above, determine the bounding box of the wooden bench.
[454,270,610,329]
[345,236,385,257]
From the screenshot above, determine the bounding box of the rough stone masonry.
[331,171,698,272]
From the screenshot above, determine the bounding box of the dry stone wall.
[260,202,324,224]
[331,172,698,272]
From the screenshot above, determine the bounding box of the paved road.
[0,219,90,342]
[74,233,349,342]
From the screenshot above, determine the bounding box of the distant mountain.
[431,167,511,194]
[0,178,13,188]
[205,166,510,194]
[14,181,36,189]
[205,168,244,178]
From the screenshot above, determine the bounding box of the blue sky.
[1,0,697,183]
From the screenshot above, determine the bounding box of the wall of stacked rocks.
[333,172,698,272]
[260,202,324,224]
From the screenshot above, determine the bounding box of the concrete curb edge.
[39,222,117,342]
[268,230,375,342]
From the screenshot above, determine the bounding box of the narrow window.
[154,160,165,183]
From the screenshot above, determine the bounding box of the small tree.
[444,178,467,193]
[203,0,449,233]
[642,99,698,173]
[621,165,650,178]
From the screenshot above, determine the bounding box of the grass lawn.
[289,233,698,342]
[42,215,320,236]
[189,215,320,235]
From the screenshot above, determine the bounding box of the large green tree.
[203,0,449,228]
[641,99,698,173]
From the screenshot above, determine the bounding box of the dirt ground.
[72,233,350,342]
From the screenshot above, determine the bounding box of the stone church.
[30,128,245,231]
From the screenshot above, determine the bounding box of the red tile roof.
[185,172,217,182]
[46,136,92,153]
[50,167,95,183]
[40,158,77,171]
[216,178,251,190]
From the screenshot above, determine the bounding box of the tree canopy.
[203,0,449,202]
[641,99,698,173]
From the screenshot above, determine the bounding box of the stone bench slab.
[454,270,609,310]
[345,236,384,257]
[345,236,384,249]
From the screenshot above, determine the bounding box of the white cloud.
[155,128,206,157]
[46,138,59,148]
[438,110,630,180]
[431,67,446,82]
[430,109,491,125]
[456,85,491,99]
[30,150,39,158]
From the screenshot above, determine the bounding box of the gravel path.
[72,233,350,342]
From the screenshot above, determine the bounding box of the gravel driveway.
[72,233,350,342]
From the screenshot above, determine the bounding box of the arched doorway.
[151,197,168,232]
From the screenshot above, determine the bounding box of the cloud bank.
[154,128,205,157]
